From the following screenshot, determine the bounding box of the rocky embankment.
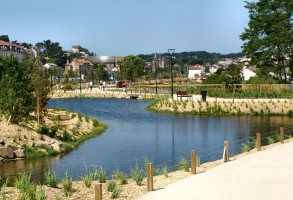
[0,109,106,162]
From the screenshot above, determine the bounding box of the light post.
[153,53,158,95]
[79,68,82,94]
[168,49,175,99]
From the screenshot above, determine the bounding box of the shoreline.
[1,139,292,200]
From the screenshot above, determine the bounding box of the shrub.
[111,186,120,199]
[107,181,116,192]
[113,170,128,185]
[44,170,58,188]
[162,165,168,178]
[81,164,96,188]
[130,163,144,186]
[62,171,73,197]
[178,157,189,172]
[37,125,49,135]
[15,173,33,193]
[92,119,99,127]
[95,166,107,183]
[241,143,250,152]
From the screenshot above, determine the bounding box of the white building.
[188,65,204,79]
[243,68,256,81]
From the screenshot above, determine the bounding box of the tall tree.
[120,55,146,82]
[0,56,34,123]
[36,40,66,67]
[240,0,293,82]
[0,35,9,42]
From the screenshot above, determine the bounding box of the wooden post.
[95,183,102,200]
[224,141,229,162]
[256,132,261,151]
[147,163,153,192]
[280,127,284,144]
[191,150,196,174]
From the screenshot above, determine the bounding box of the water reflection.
[0,98,292,182]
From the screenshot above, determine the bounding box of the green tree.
[240,0,293,82]
[36,40,66,67]
[0,56,34,123]
[0,35,9,42]
[93,64,107,82]
[120,55,146,82]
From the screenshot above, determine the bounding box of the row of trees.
[0,56,51,124]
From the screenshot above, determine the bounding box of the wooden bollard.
[280,127,284,144]
[224,141,229,162]
[147,163,153,192]
[95,183,102,200]
[191,150,196,174]
[256,132,261,151]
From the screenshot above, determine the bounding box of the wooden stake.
[280,127,284,144]
[95,183,102,200]
[224,141,229,162]
[191,150,196,174]
[256,132,261,151]
[147,163,153,192]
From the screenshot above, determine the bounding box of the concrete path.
[139,141,293,200]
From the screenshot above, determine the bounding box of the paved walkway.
[139,141,293,200]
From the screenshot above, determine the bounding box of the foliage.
[204,63,243,85]
[130,163,144,186]
[35,40,66,66]
[0,56,35,123]
[95,166,107,183]
[93,64,108,82]
[113,170,128,185]
[107,181,117,192]
[0,35,9,42]
[111,186,120,199]
[120,55,146,82]
[62,171,73,197]
[44,170,58,188]
[178,157,189,172]
[240,0,293,82]
[162,165,169,178]
[81,164,96,188]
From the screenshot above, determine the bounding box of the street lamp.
[79,68,82,94]
[153,53,158,95]
[168,49,175,99]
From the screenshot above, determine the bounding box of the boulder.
[0,157,4,162]
[34,140,52,149]
[0,147,14,158]
[0,139,4,145]
[51,142,65,153]
[14,149,25,158]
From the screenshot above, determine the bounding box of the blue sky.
[1,0,251,56]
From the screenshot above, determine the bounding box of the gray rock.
[0,139,4,145]
[51,142,65,153]
[34,140,52,149]
[0,147,14,158]
[14,149,25,158]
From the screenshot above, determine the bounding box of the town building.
[64,58,94,76]
[188,64,205,79]
[0,40,35,60]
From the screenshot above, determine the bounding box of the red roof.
[189,65,202,70]
[0,40,24,49]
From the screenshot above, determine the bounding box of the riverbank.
[0,108,107,162]
[148,96,293,116]
[1,138,292,200]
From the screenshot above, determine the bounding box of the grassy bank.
[147,96,293,116]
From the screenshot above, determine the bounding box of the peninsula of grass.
[147,96,293,117]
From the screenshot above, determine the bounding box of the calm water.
[1,98,293,181]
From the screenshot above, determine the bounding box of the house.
[64,58,94,78]
[0,40,34,60]
[242,68,256,81]
[188,65,204,79]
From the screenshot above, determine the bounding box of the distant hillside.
[137,51,244,65]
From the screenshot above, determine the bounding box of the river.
[1,98,292,181]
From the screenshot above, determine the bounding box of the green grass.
[178,157,189,172]
[107,181,117,192]
[241,143,251,152]
[130,163,144,186]
[113,170,128,185]
[44,170,58,188]
[162,165,168,178]
[62,171,73,197]
[95,166,107,183]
